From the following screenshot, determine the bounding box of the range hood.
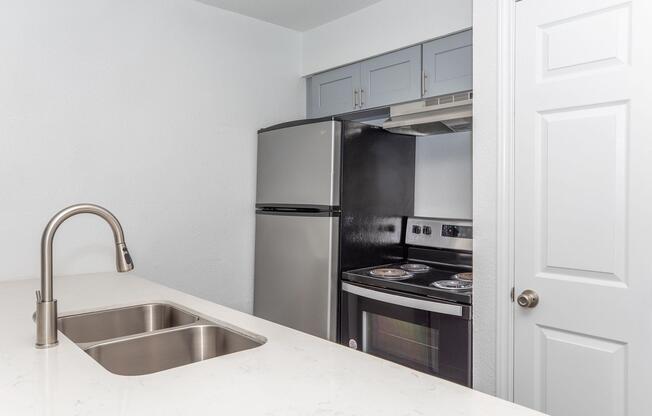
[383,91,472,136]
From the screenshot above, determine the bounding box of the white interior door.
[514,1,652,415]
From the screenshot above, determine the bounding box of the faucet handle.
[35,290,42,303]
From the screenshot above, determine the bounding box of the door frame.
[494,0,516,401]
[471,0,516,401]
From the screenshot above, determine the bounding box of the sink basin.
[58,303,199,344]
[58,302,266,375]
[85,324,263,376]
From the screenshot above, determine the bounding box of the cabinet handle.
[360,88,365,107]
[353,89,359,108]
[421,70,428,96]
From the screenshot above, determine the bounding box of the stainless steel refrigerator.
[254,118,415,341]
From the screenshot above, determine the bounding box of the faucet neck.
[39,204,128,302]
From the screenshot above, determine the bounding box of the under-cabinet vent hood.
[383,91,472,136]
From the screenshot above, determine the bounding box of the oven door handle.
[342,282,464,317]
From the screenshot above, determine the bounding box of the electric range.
[340,217,473,386]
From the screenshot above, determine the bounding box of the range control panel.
[405,217,473,251]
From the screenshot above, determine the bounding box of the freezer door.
[256,121,341,207]
[254,211,339,341]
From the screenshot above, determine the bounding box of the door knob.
[517,289,539,308]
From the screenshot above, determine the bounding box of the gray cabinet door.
[308,63,360,117]
[422,30,472,98]
[359,45,422,109]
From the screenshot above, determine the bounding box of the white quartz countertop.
[0,273,542,415]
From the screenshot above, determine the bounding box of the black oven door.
[340,282,472,386]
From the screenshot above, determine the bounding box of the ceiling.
[195,0,384,31]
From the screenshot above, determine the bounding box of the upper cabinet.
[422,30,472,98]
[307,29,472,118]
[309,63,361,118]
[308,47,421,118]
[359,46,422,110]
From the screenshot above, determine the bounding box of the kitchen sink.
[85,324,262,376]
[58,302,265,375]
[58,303,199,344]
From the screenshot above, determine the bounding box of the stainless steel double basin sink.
[57,302,266,376]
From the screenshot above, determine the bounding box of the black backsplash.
[339,121,415,271]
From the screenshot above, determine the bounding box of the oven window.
[362,311,439,373]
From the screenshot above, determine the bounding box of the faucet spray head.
[116,243,134,272]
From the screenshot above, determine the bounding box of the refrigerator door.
[256,120,341,208]
[253,211,339,341]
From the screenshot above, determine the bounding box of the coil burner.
[369,268,413,280]
[431,280,472,290]
[453,272,473,282]
[400,263,431,273]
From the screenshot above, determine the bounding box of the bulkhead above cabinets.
[307,29,472,118]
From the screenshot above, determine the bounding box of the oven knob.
[348,339,358,349]
[423,226,432,235]
[412,225,421,234]
[443,225,459,237]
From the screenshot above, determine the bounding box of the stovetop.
[342,261,472,305]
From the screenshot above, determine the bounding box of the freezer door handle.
[341,282,463,316]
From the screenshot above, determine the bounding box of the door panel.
[534,326,626,416]
[253,213,339,340]
[256,121,340,207]
[360,46,422,109]
[541,102,627,281]
[309,63,360,117]
[422,30,472,98]
[514,0,652,414]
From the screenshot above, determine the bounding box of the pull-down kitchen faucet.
[35,203,134,348]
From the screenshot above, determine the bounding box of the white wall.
[301,0,472,75]
[414,132,473,219]
[0,0,304,313]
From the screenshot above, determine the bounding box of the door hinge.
[510,287,515,302]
